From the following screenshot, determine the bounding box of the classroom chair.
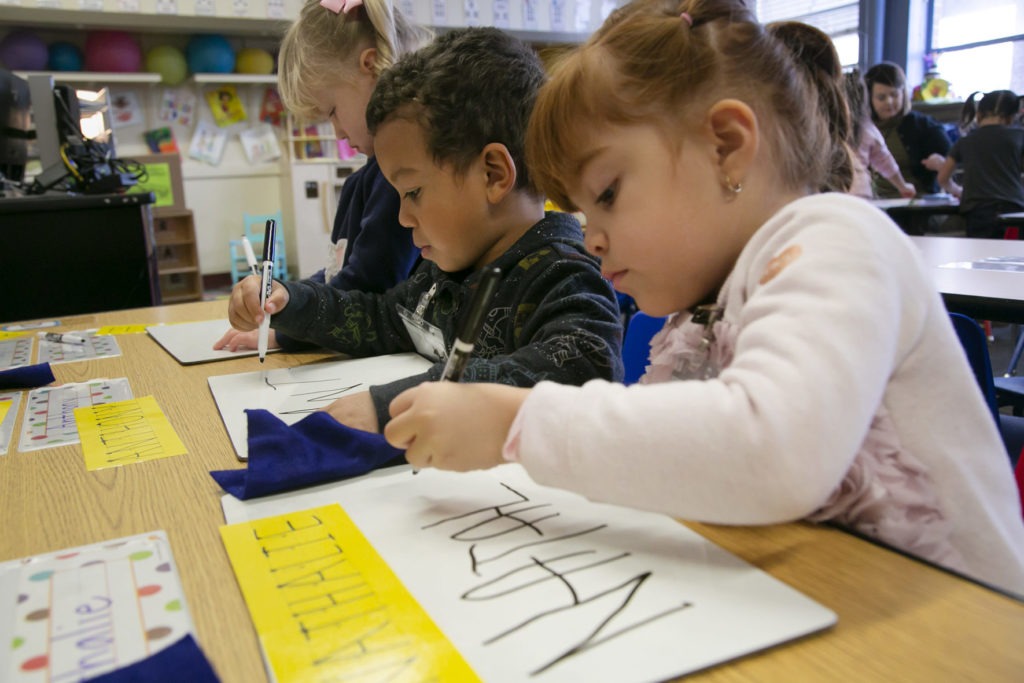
[622,311,667,385]
[229,211,288,284]
[994,326,1024,417]
[949,313,1024,467]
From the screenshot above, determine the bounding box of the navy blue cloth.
[83,634,219,682]
[0,363,54,389]
[210,409,405,499]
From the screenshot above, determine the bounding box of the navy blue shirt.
[277,156,419,351]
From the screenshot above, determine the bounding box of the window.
[756,0,861,67]
[928,0,1024,95]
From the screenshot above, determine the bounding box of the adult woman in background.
[865,62,950,198]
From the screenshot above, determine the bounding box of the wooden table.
[1,300,1022,682]
[910,235,1024,323]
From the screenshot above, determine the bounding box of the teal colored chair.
[230,211,288,284]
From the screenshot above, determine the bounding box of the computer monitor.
[0,68,31,183]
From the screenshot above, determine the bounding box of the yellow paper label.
[96,325,150,335]
[0,400,11,425]
[76,396,187,470]
[0,331,29,340]
[220,504,479,683]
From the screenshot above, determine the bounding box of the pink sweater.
[850,121,902,198]
[504,193,1024,597]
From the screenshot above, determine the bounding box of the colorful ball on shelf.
[0,31,48,71]
[235,47,274,75]
[48,41,84,72]
[84,30,142,72]
[145,45,188,85]
[186,34,235,74]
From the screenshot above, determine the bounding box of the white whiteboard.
[147,319,281,365]
[222,464,837,682]
[207,353,433,459]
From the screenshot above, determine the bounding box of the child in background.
[865,61,950,198]
[844,70,916,199]
[937,89,1024,238]
[227,27,623,433]
[384,0,1024,596]
[216,0,430,352]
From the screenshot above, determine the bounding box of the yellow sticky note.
[96,324,150,335]
[0,400,11,425]
[75,396,187,470]
[220,504,479,683]
[0,331,29,340]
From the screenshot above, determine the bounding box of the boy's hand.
[213,327,279,351]
[323,392,379,433]
[385,383,529,472]
[226,274,290,331]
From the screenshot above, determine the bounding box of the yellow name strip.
[220,504,479,683]
[75,396,187,470]
[96,324,150,335]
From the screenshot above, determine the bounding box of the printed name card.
[76,396,187,470]
[96,324,151,335]
[221,505,478,682]
[0,531,195,681]
[221,466,837,682]
[0,392,19,455]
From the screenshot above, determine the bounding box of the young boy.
[227,27,623,433]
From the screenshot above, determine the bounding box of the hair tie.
[320,0,362,14]
[680,12,693,26]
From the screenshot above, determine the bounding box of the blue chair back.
[949,313,1000,426]
[622,312,667,385]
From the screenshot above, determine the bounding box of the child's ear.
[358,48,378,75]
[705,99,758,187]
[480,143,517,203]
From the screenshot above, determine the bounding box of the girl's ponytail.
[959,92,981,132]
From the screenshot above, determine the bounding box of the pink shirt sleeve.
[864,122,901,180]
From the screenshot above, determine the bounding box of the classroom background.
[0,0,1020,299]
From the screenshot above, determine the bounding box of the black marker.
[441,266,502,382]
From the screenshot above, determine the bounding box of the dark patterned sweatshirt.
[272,211,624,430]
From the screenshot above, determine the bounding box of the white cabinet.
[285,158,366,280]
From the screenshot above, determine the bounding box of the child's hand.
[385,383,530,472]
[897,181,916,199]
[322,392,379,434]
[921,153,946,172]
[212,327,279,352]
[226,274,290,332]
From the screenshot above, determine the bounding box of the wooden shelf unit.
[153,208,202,303]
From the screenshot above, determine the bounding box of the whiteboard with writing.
[208,353,433,459]
[222,465,837,682]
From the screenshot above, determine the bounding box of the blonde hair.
[278,0,433,122]
[527,0,832,211]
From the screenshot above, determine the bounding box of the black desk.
[910,235,1024,323]
[873,196,960,235]
[0,192,159,322]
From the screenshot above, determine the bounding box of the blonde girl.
[384,0,1024,596]
[216,0,432,352]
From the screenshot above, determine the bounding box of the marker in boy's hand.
[226,274,291,333]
